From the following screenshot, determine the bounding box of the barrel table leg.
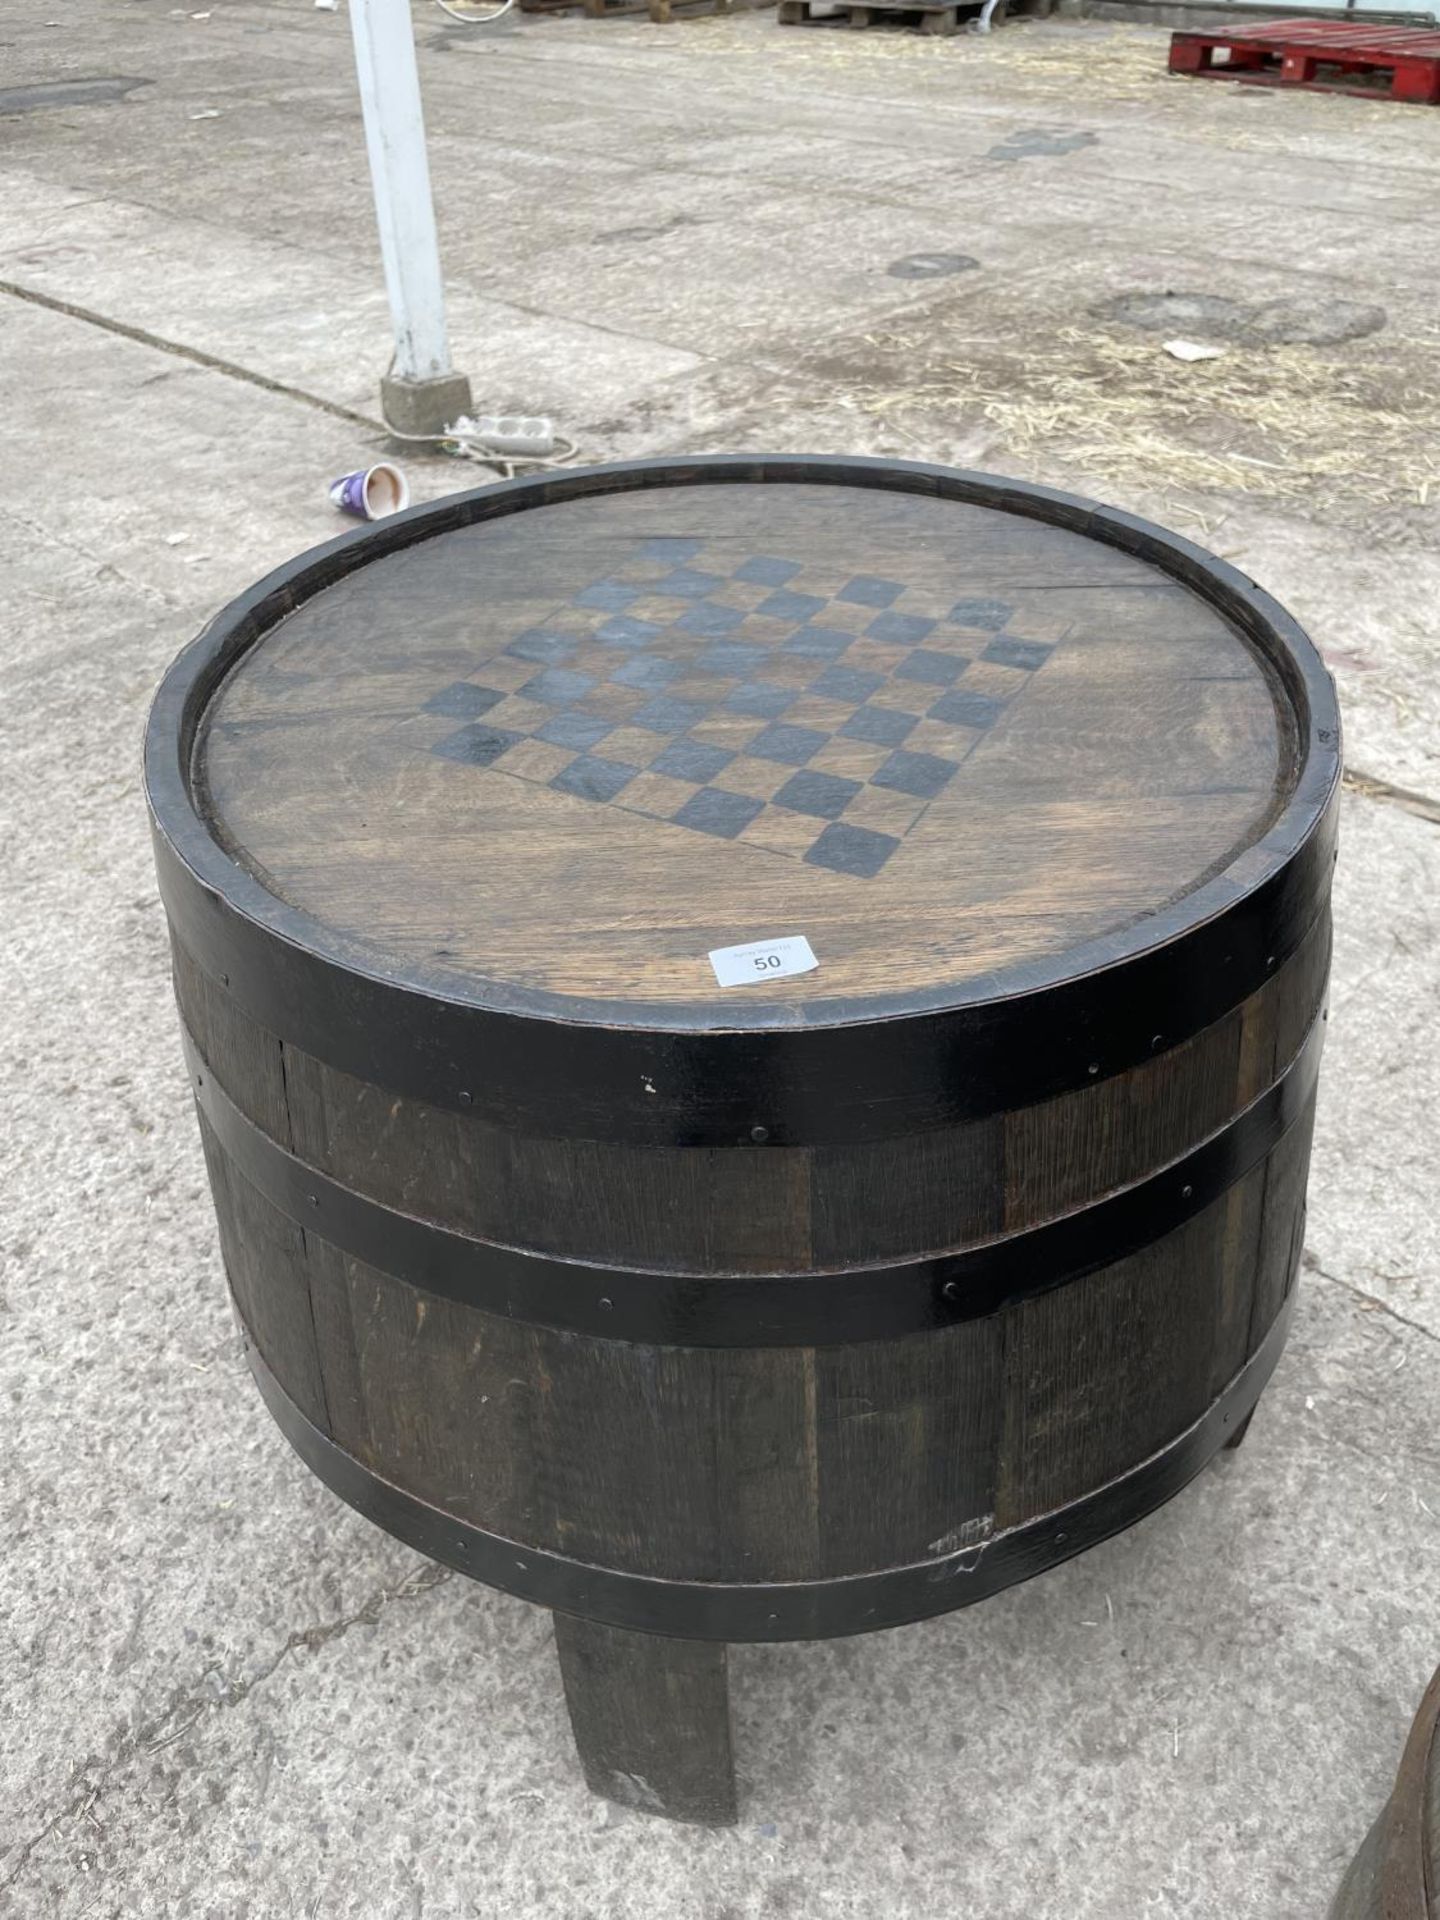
[552,1614,738,1825]
[1224,1407,1256,1451]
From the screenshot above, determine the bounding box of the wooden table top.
[197,477,1298,1014]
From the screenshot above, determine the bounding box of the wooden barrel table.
[146,456,1339,1824]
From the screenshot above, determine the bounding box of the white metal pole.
[348,0,454,386]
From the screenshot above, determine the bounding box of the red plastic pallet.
[1169,17,1440,103]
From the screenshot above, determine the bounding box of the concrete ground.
[2,1,1439,1914]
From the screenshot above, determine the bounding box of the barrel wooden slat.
[196,1116,327,1431]
[1000,911,1328,1232]
[710,1347,824,1581]
[210,1130,1307,1575]
[302,1237,371,1469]
[1212,1171,1268,1401]
[170,909,1328,1276]
[300,1243,834,1580]
[147,456,1340,1820]
[813,1321,1003,1577]
[810,1121,1005,1265]
[1003,1006,1244,1230]
[997,1163,1262,1524]
[1275,906,1336,1068]
[1248,1092,1317,1351]
[177,953,291,1149]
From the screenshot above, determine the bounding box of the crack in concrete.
[0,1562,453,1893]
[1328,931,1412,1018]
[0,279,391,437]
[1,502,179,617]
[1344,765,1440,828]
[1303,1251,1440,1348]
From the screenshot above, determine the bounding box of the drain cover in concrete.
[1097,289,1386,347]
[595,214,701,246]
[886,253,979,280]
[0,77,151,114]
[986,128,1098,163]
[1245,294,1388,346]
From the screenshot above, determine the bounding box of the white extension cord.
[379,411,581,483]
[458,414,558,459]
[432,0,516,24]
[318,1,518,29]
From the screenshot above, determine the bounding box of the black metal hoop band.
[242,1286,1294,1643]
[147,456,1340,1150]
[191,1009,1323,1349]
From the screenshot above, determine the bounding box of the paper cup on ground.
[328,462,410,521]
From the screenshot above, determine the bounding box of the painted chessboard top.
[193,470,1311,1014]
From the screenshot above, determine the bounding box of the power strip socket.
[458,414,557,458]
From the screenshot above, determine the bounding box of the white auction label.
[708,934,819,988]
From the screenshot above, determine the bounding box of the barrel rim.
[145,455,1342,1043]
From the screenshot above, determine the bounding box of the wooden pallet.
[778,0,967,31]
[521,0,767,15]
[519,0,647,15]
[648,0,774,20]
[1169,18,1440,104]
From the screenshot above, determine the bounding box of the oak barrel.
[146,456,1339,1822]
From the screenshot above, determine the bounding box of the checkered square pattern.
[415,538,1057,878]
